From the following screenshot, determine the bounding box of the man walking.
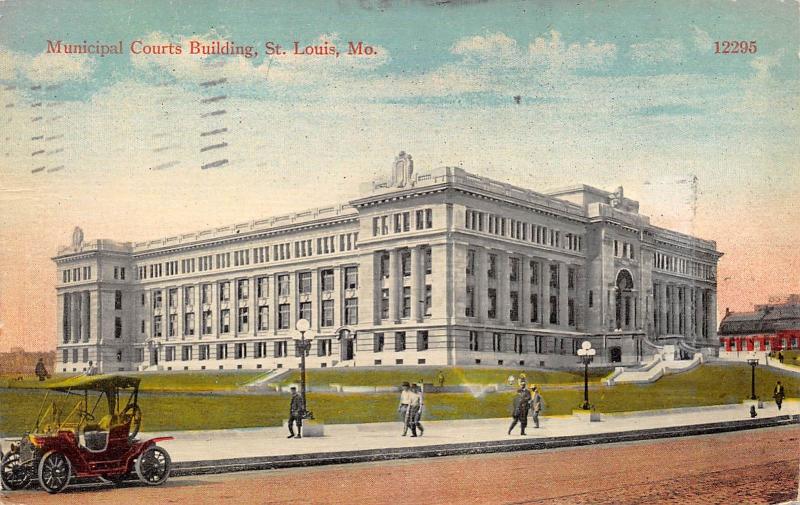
[34,358,48,381]
[530,385,543,428]
[508,386,531,435]
[411,382,425,436]
[288,386,304,439]
[773,380,786,410]
[399,382,413,436]
[437,371,445,388]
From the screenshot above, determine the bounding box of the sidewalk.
[133,400,800,475]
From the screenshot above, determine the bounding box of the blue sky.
[0,0,798,351]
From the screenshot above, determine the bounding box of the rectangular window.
[531,261,539,285]
[168,288,178,308]
[550,295,558,325]
[509,257,520,282]
[417,330,429,351]
[201,284,212,304]
[219,282,231,302]
[255,341,267,358]
[238,279,249,300]
[299,302,312,324]
[238,307,249,333]
[345,267,358,289]
[184,313,195,336]
[465,286,475,317]
[469,331,480,351]
[236,343,247,359]
[184,286,195,306]
[466,249,476,276]
[258,305,269,330]
[424,285,432,316]
[395,331,406,352]
[278,304,290,329]
[380,253,390,279]
[217,343,228,360]
[153,316,162,337]
[257,277,269,298]
[568,267,576,290]
[424,247,432,274]
[374,332,385,353]
[488,254,497,279]
[530,294,539,323]
[550,264,559,289]
[345,298,358,325]
[321,269,334,292]
[114,317,122,339]
[510,291,519,321]
[492,332,502,352]
[274,341,287,358]
[298,272,312,294]
[514,334,523,354]
[202,311,212,335]
[402,287,411,318]
[220,309,230,333]
[198,344,209,361]
[114,290,122,310]
[181,345,192,361]
[568,299,576,326]
[165,346,175,362]
[377,287,390,320]
[153,290,163,309]
[322,300,334,327]
[317,339,332,357]
[401,251,411,277]
[488,288,497,319]
[278,275,290,296]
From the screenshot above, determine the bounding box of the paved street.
[3,425,798,505]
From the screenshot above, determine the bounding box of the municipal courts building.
[53,153,722,373]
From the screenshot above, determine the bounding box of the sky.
[0,0,798,352]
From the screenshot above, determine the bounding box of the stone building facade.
[53,155,722,373]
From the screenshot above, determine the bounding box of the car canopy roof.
[45,374,141,392]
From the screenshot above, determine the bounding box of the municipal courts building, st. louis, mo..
[53,153,722,373]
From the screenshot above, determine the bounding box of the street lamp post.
[746,354,759,400]
[576,341,596,410]
[295,318,311,417]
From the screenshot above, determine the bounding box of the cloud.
[630,39,685,65]
[0,45,93,83]
[692,26,713,53]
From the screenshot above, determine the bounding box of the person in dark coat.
[288,386,305,439]
[508,386,532,435]
[773,381,786,410]
[34,358,49,381]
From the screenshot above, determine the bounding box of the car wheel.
[37,451,71,494]
[135,445,171,486]
[1,451,32,490]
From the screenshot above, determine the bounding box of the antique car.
[0,374,173,493]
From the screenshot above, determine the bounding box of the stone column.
[497,251,509,323]
[541,259,551,327]
[687,288,696,338]
[389,249,400,323]
[658,283,668,336]
[476,248,488,323]
[695,287,704,338]
[520,257,531,325]
[559,262,569,327]
[707,289,717,339]
[311,268,320,332]
[410,246,421,322]
[251,276,258,337]
[332,266,342,329]
[81,291,90,342]
[71,292,81,343]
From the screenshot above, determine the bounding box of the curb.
[170,414,800,477]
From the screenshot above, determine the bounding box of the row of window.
[136,233,360,280]
[465,287,576,326]
[378,248,432,278]
[466,331,580,355]
[372,209,433,237]
[372,331,429,352]
[154,338,336,362]
[653,252,716,280]
[148,268,360,313]
[466,252,577,289]
[61,294,89,343]
[465,209,584,252]
[150,298,360,338]
[61,347,124,363]
[61,266,93,283]
[613,240,636,260]
[379,286,432,319]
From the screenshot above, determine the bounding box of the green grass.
[1,371,266,393]
[1,364,796,436]
[276,366,612,387]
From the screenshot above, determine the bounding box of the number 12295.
[715,41,757,54]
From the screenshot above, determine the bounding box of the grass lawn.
[1,371,266,392]
[1,364,796,436]
[276,366,612,387]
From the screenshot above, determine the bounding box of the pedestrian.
[507,374,516,387]
[530,385,543,428]
[399,381,413,436]
[773,380,785,410]
[437,371,445,388]
[508,386,531,435]
[85,360,98,376]
[34,357,48,381]
[518,372,528,389]
[411,382,425,436]
[778,351,785,364]
[288,386,304,439]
